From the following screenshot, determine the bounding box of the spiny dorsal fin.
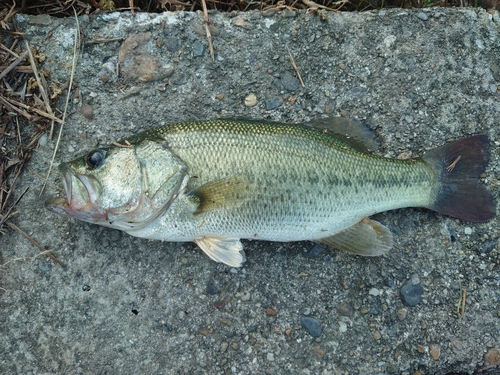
[319,217,393,256]
[194,237,246,267]
[188,176,251,215]
[307,117,380,153]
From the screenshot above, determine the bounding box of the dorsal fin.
[307,117,380,153]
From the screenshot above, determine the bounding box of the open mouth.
[45,163,103,222]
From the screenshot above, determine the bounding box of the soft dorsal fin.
[307,117,380,153]
[188,176,251,215]
[194,237,246,267]
[319,217,393,256]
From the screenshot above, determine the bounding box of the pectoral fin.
[319,218,393,256]
[188,176,250,215]
[194,237,247,267]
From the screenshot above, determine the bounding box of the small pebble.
[369,288,381,296]
[265,97,283,111]
[479,241,496,254]
[38,133,48,147]
[220,342,228,353]
[81,105,93,120]
[339,322,347,333]
[281,71,300,91]
[300,317,322,337]
[206,279,218,295]
[307,243,327,257]
[267,353,274,361]
[266,308,277,316]
[244,93,257,107]
[397,308,408,321]
[192,41,205,57]
[231,342,239,350]
[165,37,180,52]
[240,291,251,301]
[464,227,472,235]
[416,12,429,21]
[38,262,51,272]
[429,343,441,360]
[417,344,425,353]
[484,348,500,367]
[373,331,381,340]
[400,277,423,307]
[336,303,353,317]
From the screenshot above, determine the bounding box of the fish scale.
[126,120,434,240]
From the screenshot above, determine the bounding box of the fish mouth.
[45,163,105,222]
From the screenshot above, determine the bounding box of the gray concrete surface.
[1,8,500,374]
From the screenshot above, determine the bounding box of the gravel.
[1,8,500,375]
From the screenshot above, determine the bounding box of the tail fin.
[422,135,495,222]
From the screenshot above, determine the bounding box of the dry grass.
[0,4,63,266]
[2,0,499,16]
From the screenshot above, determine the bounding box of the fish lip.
[45,163,102,220]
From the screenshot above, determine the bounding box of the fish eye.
[86,150,105,169]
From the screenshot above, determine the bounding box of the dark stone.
[300,317,322,337]
[165,37,180,52]
[265,97,283,110]
[307,243,327,257]
[281,72,300,91]
[479,241,496,254]
[171,73,188,85]
[400,279,423,307]
[206,279,219,295]
[192,41,205,57]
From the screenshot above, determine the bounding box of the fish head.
[45,139,187,231]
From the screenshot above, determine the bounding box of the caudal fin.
[423,135,495,222]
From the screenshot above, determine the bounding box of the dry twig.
[40,6,80,196]
[201,0,215,61]
[6,221,64,267]
[286,44,305,87]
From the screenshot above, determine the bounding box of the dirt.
[1,8,499,374]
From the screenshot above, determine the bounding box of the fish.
[45,119,496,267]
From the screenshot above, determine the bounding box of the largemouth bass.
[45,119,495,267]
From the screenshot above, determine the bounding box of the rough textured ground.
[1,8,500,375]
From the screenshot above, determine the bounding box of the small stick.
[201,0,215,61]
[6,222,64,267]
[0,96,63,123]
[456,288,467,318]
[286,45,305,87]
[0,50,28,80]
[112,141,134,148]
[24,40,54,118]
[40,6,80,196]
[446,155,461,172]
[0,187,28,227]
[85,37,124,45]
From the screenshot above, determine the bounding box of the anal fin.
[319,217,393,256]
[194,237,246,267]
